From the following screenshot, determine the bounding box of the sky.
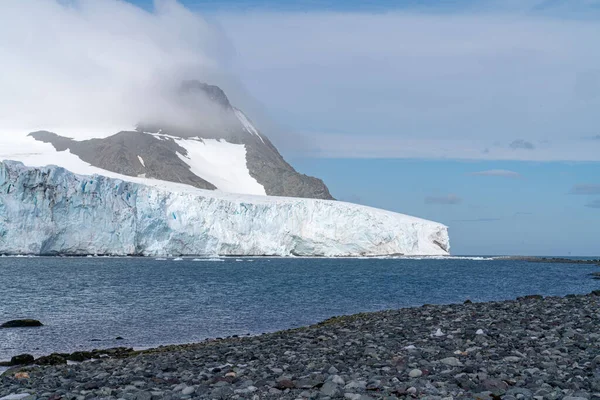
[4,0,600,255]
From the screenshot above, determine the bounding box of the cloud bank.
[217,9,600,161]
[470,169,522,178]
[0,0,242,137]
[586,199,600,209]
[570,184,600,195]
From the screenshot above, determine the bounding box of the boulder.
[35,353,67,366]
[10,354,34,365]
[68,351,94,362]
[1,319,43,328]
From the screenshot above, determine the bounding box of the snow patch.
[173,138,266,196]
[234,108,265,144]
[0,131,262,195]
[137,155,145,168]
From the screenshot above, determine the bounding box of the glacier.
[0,161,450,257]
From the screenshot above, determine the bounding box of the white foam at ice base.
[0,162,450,257]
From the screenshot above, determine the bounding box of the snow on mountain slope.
[234,108,265,144]
[0,161,450,257]
[0,132,208,192]
[11,81,334,200]
[153,134,266,195]
[0,129,266,195]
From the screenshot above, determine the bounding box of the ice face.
[0,161,450,257]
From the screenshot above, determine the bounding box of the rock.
[479,379,509,393]
[503,356,522,362]
[68,351,93,362]
[0,293,599,400]
[0,395,33,400]
[321,381,340,397]
[1,319,43,328]
[518,295,543,301]
[275,379,295,390]
[345,381,367,390]
[506,388,533,400]
[135,392,151,400]
[409,369,423,378]
[10,354,34,365]
[181,386,195,395]
[440,357,463,367]
[35,353,67,366]
[13,372,30,380]
[83,381,100,390]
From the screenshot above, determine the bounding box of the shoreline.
[2,291,600,399]
[1,254,598,261]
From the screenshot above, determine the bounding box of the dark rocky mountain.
[29,81,333,200]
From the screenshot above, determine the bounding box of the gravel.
[2,291,600,399]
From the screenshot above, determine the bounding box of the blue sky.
[132,1,600,255]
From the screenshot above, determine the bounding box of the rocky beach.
[2,291,600,400]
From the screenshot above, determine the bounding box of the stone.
[503,356,522,363]
[275,379,295,390]
[35,353,67,366]
[181,386,195,395]
[440,357,463,367]
[1,320,43,328]
[10,354,34,365]
[321,381,340,397]
[409,369,423,378]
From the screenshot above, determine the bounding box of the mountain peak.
[180,80,231,109]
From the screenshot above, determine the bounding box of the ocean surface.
[1,256,599,361]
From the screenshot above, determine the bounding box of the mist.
[0,0,240,138]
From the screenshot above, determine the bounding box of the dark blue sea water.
[0,256,598,361]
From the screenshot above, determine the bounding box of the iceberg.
[0,161,450,257]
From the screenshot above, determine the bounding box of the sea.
[1,256,599,362]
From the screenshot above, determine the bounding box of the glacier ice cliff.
[0,161,450,257]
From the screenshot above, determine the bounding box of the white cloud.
[570,184,600,195]
[586,199,600,208]
[0,0,241,137]
[470,169,522,178]
[216,10,600,160]
[2,0,599,162]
